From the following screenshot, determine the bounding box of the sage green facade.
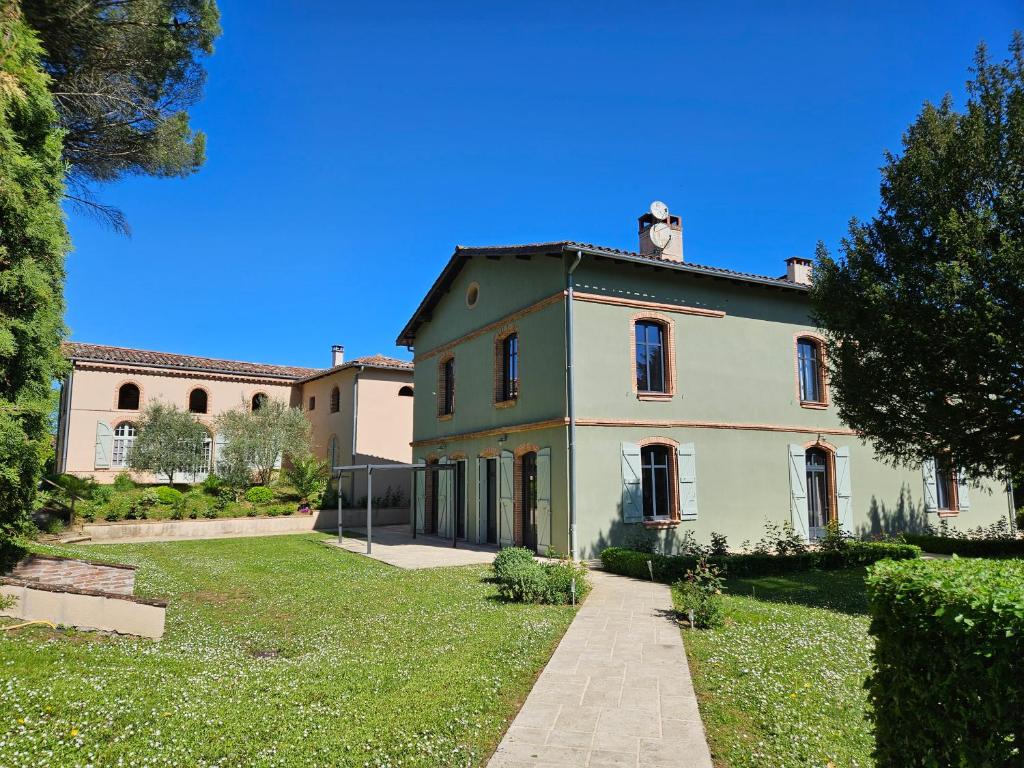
[404,247,1013,558]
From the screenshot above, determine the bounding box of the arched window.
[112,423,137,467]
[438,356,455,416]
[330,386,340,413]
[251,392,268,411]
[634,320,667,393]
[641,443,674,519]
[495,332,519,403]
[398,385,414,397]
[806,447,833,538]
[117,383,140,410]
[188,388,208,414]
[797,337,826,404]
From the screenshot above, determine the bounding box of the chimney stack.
[785,257,813,286]
[638,201,683,262]
[331,344,345,367]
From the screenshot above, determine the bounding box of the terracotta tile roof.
[63,342,321,380]
[298,354,414,383]
[396,240,808,346]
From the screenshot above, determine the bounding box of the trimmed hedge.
[600,541,920,583]
[901,533,1024,558]
[865,558,1024,766]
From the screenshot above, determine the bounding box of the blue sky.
[64,1,1022,369]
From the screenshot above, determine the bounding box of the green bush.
[138,488,160,508]
[493,547,536,581]
[493,548,590,604]
[495,557,547,602]
[201,474,223,494]
[214,488,232,511]
[901,533,1024,558]
[155,486,183,505]
[541,559,590,605]
[600,541,920,583]
[244,486,275,505]
[865,558,1024,766]
[112,472,136,492]
[91,486,113,504]
[674,556,725,629]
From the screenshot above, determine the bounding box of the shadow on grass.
[725,567,870,616]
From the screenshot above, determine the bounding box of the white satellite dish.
[649,222,672,250]
[649,200,669,221]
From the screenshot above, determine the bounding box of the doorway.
[455,460,466,539]
[427,461,439,534]
[484,459,498,545]
[806,447,832,539]
[520,451,538,551]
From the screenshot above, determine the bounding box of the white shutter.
[789,444,809,541]
[956,470,971,511]
[922,459,938,513]
[414,466,425,533]
[677,443,698,521]
[621,442,643,523]
[94,421,112,469]
[536,447,551,553]
[498,450,514,546]
[835,446,853,534]
[437,456,450,538]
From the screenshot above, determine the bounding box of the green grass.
[676,568,874,768]
[0,534,576,767]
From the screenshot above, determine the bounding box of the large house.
[398,203,1014,559]
[55,343,414,503]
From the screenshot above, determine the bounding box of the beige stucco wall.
[0,581,166,639]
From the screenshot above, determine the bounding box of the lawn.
[0,533,576,767]
[676,568,875,768]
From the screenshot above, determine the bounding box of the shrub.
[493,547,536,581]
[112,472,135,492]
[675,555,725,629]
[266,504,283,517]
[155,486,183,505]
[214,488,232,511]
[709,531,729,557]
[902,533,1024,558]
[91,486,113,505]
[541,559,590,605]
[865,558,1024,766]
[201,473,223,495]
[495,557,547,602]
[244,486,275,505]
[104,507,123,522]
[493,548,590,604]
[138,489,160,508]
[202,505,218,519]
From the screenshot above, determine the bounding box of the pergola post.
[366,467,373,555]
[337,474,344,545]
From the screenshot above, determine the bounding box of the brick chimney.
[638,203,683,262]
[331,345,344,367]
[785,257,813,286]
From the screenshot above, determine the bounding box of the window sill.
[799,401,828,410]
[937,509,960,518]
[637,392,674,402]
[642,518,681,530]
[494,398,518,410]
[437,413,454,422]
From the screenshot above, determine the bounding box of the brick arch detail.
[635,436,681,522]
[187,384,211,414]
[493,324,520,409]
[630,311,677,397]
[112,379,144,411]
[794,331,830,408]
[801,438,839,526]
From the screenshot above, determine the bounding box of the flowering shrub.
[675,555,724,628]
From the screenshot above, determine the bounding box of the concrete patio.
[328,524,499,569]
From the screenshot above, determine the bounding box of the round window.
[466,282,480,308]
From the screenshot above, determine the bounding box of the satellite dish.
[649,200,669,221]
[649,222,672,250]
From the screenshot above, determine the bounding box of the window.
[635,321,666,393]
[330,387,340,413]
[199,432,212,474]
[439,357,455,416]
[308,396,316,411]
[398,386,414,397]
[934,460,958,511]
[797,337,825,404]
[806,447,832,537]
[188,388,208,414]
[251,393,268,411]
[111,423,137,467]
[499,333,519,402]
[466,282,480,308]
[117,383,140,410]
[641,444,673,519]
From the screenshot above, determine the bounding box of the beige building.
[55,343,414,503]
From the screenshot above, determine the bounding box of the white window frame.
[112,423,137,468]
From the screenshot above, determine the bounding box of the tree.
[128,401,206,484]
[0,5,71,556]
[51,474,97,518]
[283,456,328,507]
[812,34,1024,479]
[19,0,221,230]
[217,399,310,486]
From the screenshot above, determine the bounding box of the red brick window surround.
[631,314,676,401]
[437,355,455,419]
[934,460,960,516]
[638,436,680,527]
[795,332,829,408]
[512,443,541,546]
[494,327,519,408]
[116,382,141,411]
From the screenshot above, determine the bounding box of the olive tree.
[128,401,206,484]
[217,399,310,486]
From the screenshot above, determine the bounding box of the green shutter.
[789,444,809,540]
[475,459,484,544]
[621,442,643,523]
[677,443,698,521]
[956,471,971,511]
[536,447,551,553]
[499,450,514,546]
[437,456,450,538]
[414,465,425,533]
[94,421,112,469]
[835,446,853,534]
[922,459,938,513]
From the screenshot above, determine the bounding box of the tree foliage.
[812,34,1024,479]
[283,456,328,506]
[19,0,221,229]
[128,401,206,484]
[0,5,71,551]
[217,399,310,486]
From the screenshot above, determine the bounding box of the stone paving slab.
[329,525,499,569]
[488,570,713,768]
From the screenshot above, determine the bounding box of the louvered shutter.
[835,446,853,534]
[475,459,484,544]
[536,447,551,553]
[956,471,971,511]
[789,444,809,540]
[414,466,425,533]
[437,456,450,538]
[922,459,938,513]
[498,450,514,546]
[95,421,113,469]
[677,443,698,521]
[621,442,643,523]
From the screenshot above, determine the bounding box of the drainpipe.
[566,249,583,560]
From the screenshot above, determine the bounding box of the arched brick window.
[117,383,140,410]
[796,335,827,405]
[188,388,208,414]
[330,386,340,413]
[398,385,414,397]
[251,392,268,411]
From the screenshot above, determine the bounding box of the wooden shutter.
[621,442,643,523]
[94,421,113,469]
[536,447,551,553]
[414,466,425,533]
[789,444,809,540]
[835,446,853,534]
[475,459,484,544]
[437,456,450,538]
[498,450,514,546]
[677,443,698,521]
[956,471,971,511]
[922,459,938,513]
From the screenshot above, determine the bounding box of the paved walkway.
[328,525,499,569]
[488,570,713,768]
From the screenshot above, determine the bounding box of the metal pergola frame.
[332,462,457,554]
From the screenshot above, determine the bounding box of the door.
[806,447,831,540]
[520,451,538,551]
[455,460,466,539]
[485,458,498,545]
[427,462,439,534]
